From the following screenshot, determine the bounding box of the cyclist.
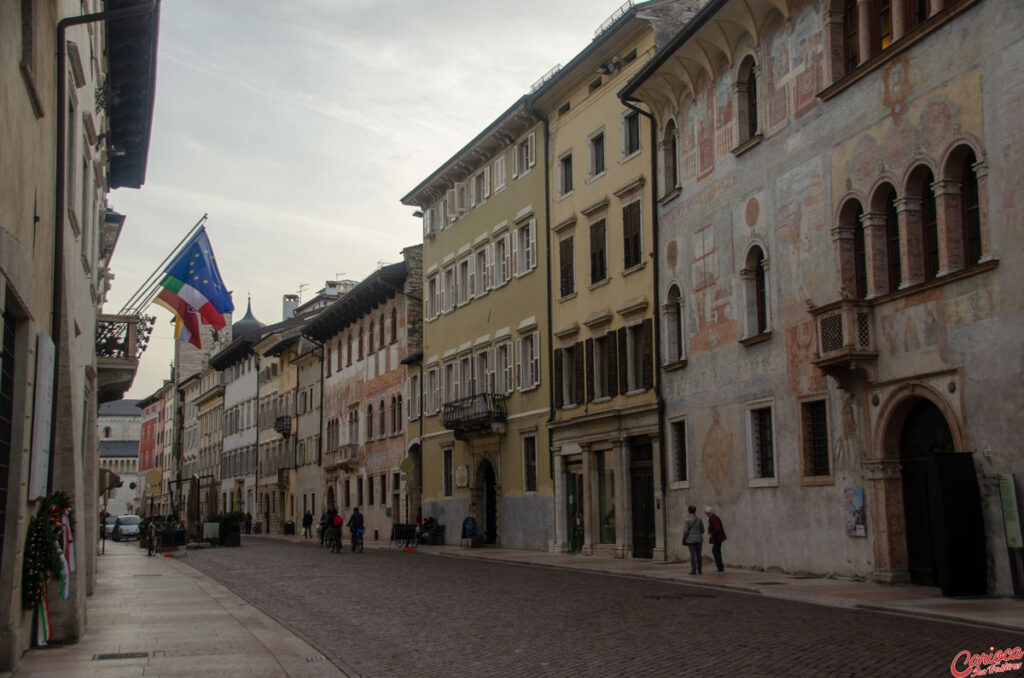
[347,507,364,552]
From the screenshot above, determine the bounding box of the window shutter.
[529,220,537,270]
[527,132,536,168]
[617,327,629,395]
[432,373,439,413]
[483,166,491,198]
[553,349,563,408]
[585,338,595,402]
[468,257,476,298]
[573,341,584,406]
[487,243,495,289]
[504,344,514,393]
[531,332,540,386]
[488,347,496,392]
[453,362,460,400]
[503,234,511,281]
[642,318,654,389]
[446,189,457,223]
[511,145,519,178]
[512,230,519,278]
[515,339,522,390]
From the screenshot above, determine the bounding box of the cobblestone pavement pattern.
[179,539,1024,677]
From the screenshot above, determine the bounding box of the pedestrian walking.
[244,512,253,535]
[302,510,313,539]
[705,506,727,573]
[147,520,157,556]
[683,505,704,574]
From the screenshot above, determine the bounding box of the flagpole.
[118,213,208,316]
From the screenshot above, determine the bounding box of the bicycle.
[324,526,342,553]
[350,528,363,553]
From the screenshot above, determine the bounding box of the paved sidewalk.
[275,530,1024,632]
[5,540,344,678]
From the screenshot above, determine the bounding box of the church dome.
[231,299,264,338]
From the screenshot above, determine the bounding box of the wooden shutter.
[468,257,476,298]
[483,166,491,198]
[515,338,522,390]
[559,238,573,296]
[617,327,629,394]
[527,132,536,168]
[606,332,619,397]
[503,233,511,281]
[585,338,594,402]
[573,341,584,406]
[553,349,563,408]
[642,318,654,390]
[511,143,519,178]
[446,189,457,223]
[529,220,537,270]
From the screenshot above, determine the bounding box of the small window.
[671,420,687,482]
[588,131,605,178]
[621,48,637,64]
[802,400,830,478]
[589,77,602,93]
[558,152,573,197]
[524,436,538,492]
[367,475,374,505]
[558,102,571,117]
[750,406,775,480]
[623,110,641,157]
[622,200,642,270]
[443,449,453,497]
[559,236,575,298]
[590,219,608,284]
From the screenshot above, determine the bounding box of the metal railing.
[442,393,507,433]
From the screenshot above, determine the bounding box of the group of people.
[313,507,365,552]
[682,505,727,574]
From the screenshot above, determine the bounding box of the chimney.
[282,294,299,320]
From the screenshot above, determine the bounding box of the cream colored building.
[403,101,553,550]
[533,1,698,559]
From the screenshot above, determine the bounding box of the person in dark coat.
[683,505,704,574]
[302,510,314,539]
[705,506,727,573]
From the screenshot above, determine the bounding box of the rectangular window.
[751,406,775,479]
[423,206,437,237]
[443,268,455,313]
[558,152,573,197]
[515,220,537,276]
[443,449,453,497]
[425,368,439,414]
[357,476,364,507]
[476,349,493,395]
[495,342,513,394]
[494,235,510,287]
[590,219,607,284]
[623,110,641,157]
[623,200,642,269]
[802,400,831,478]
[523,436,537,492]
[460,355,474,397]
[408,373,420,418]
[592,333,613,399]
[472,168,490,207]
[559,236,574,298]
[475,248,489,296]
[426,275,438,319]
[368,474,375,505]
[518,332,540,390]
[625,319,653,392]
[380,475,387,504]
[344,477,351,508]
[589,131,605,178]
[513,132,536,177]
[393,471,401,492]
[671,420,688,482]
[457,257,472,305]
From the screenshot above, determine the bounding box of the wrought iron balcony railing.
[96,314,154,403]
[442,393,507,435]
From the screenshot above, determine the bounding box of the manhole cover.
[94,652,149,660]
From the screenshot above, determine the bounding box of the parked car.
[113,515,142,541]
[103,516,117,539]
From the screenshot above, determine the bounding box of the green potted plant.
[218,511,245,547]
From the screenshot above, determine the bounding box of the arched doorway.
[893,396,986,595]
[476,459,497,545]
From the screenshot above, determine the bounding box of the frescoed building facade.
[621,0,1022,595]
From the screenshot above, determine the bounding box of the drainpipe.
[623,97,667,560]
[526,105,555,485]
[49,0,159,491]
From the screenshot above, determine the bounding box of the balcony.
[96,314,154,403]
[442,393,507,439]
[809,299,877,388]
[274,416,294,439]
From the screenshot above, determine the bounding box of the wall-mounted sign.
[844,487,866,537]
[455,465,468,488]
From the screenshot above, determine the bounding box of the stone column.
[861,212,890,297]
[857,0,874,65]
[974,161,994,262]
[831,223,858,299]
[932,179,964,276]
[616,436,630,559]
[864,459,911,583]
[895,197,924,288]
[580,443,594,555]
[651,436,666,561]
[823,9,849,82]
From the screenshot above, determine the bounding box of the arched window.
[390,308,398,343]
[378,399,386,438]
[741,245,770,340]
[366,404,373,439]
[959,151,982,266]
[884,187,901,292]
[663,284,685,364]
[395,395,402,433]
[853,206,867,298]
[662,119,678,191]
[921,170,939,281]
[379,314,385,349]
[737,56,760,145]
[103,426,112,438]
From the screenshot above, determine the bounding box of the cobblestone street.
[179,538,1024,677]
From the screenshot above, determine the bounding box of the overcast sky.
[109,0,626,398]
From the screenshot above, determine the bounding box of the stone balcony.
[96,314,153,403]
[324,444,359,471]
[809,299,878,388]
[442,393,507,440]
